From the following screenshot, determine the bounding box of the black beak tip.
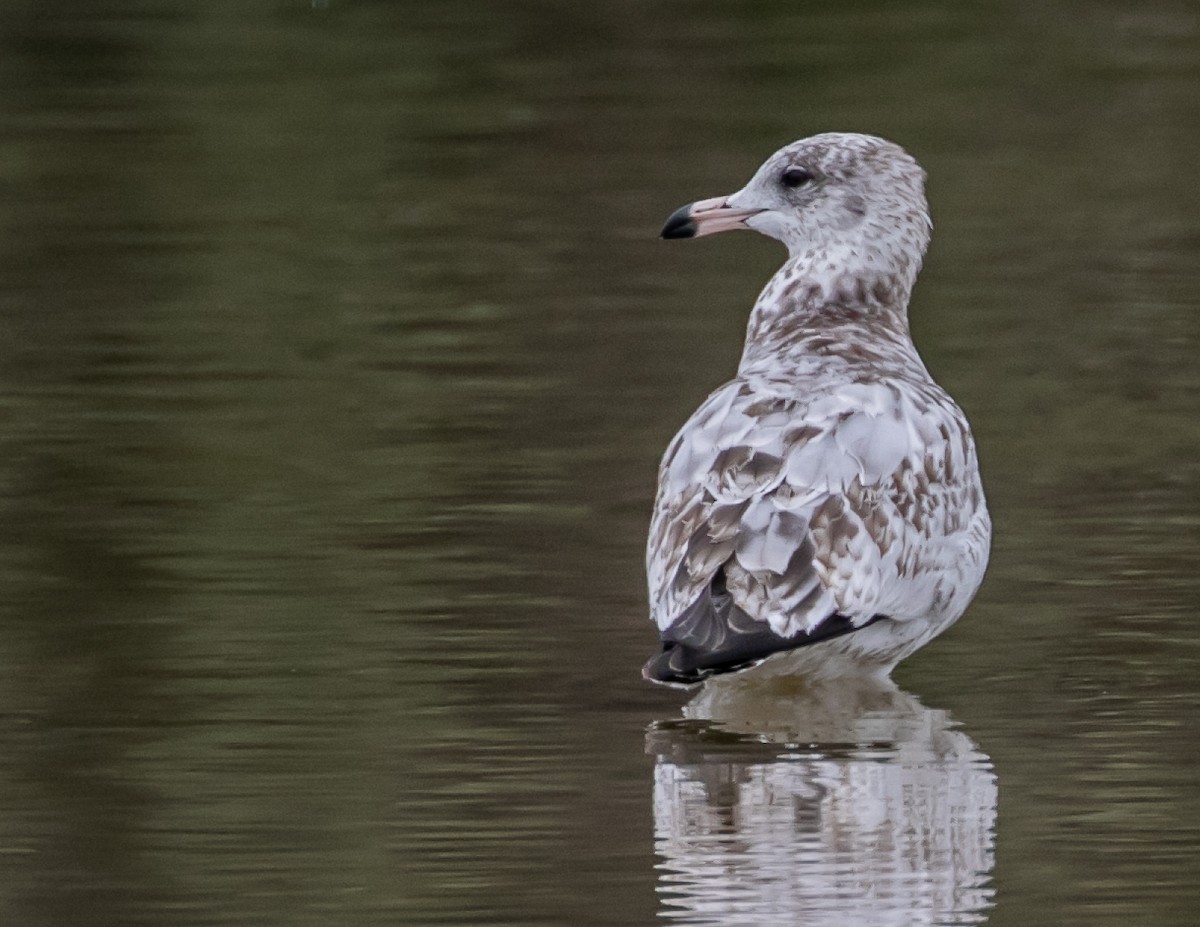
[660,204,696,239]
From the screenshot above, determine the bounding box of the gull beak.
[660,195,765,240]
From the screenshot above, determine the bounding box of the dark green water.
[0,2,1197,924]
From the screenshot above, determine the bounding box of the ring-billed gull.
[644,133,990,687]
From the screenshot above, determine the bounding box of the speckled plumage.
[645,133,990,687]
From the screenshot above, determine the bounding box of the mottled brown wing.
[647,377,982,641]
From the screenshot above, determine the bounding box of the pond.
[0,2,1197,925]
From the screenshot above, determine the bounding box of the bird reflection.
[647,677,996,926]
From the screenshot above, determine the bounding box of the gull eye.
[780,167,814,189]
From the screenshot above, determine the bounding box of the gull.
[644,133,990,687]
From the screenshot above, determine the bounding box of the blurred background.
[0,1,1197,924]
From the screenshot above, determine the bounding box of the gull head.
[661,133,932,287]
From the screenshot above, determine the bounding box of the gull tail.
[643,567,882,688]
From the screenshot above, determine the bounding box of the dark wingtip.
[643,601,889,688]
[642,646,707,689]
[660,204,696,239]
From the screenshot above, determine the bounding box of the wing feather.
[647,375,986,644]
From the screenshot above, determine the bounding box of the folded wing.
[645,376,976,682]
